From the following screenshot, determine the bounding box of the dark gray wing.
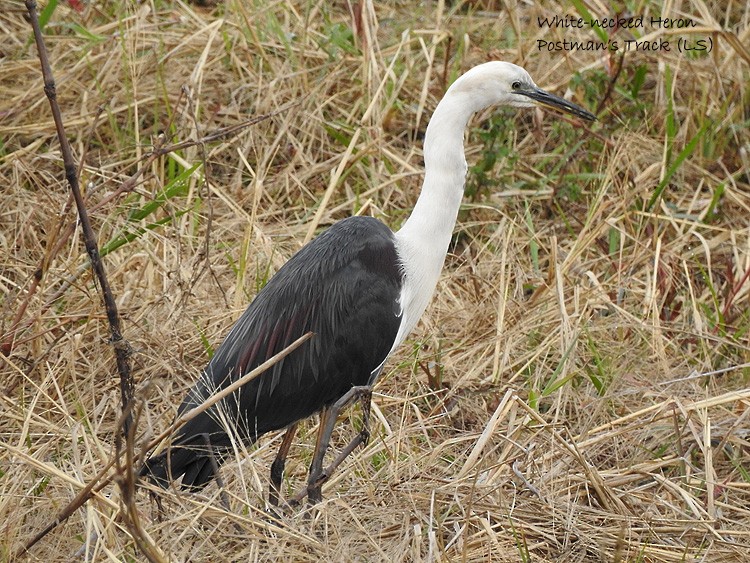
[142,216,403,488]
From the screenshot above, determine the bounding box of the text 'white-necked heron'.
[141,61,596,506]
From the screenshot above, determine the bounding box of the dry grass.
[2,0,750,561]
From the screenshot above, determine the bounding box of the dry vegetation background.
[2,0,750,561]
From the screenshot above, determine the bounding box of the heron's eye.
[511,81,522,90]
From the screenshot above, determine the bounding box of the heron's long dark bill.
[518,87,596,121]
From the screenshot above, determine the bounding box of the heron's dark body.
[142,216,403,489]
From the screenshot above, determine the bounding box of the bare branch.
[25,0,135,433]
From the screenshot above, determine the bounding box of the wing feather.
[143,216,404,488]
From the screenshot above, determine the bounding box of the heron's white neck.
[391,87,477,348]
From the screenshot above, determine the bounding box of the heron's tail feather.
[140,433,232,490]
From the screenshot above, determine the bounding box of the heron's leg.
[357,387,372,446]
[306,385,372,505]
[269,423,298,507]
[318,387,372,480]
[306,405,334,505]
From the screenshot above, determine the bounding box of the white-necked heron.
[141,61,596,506]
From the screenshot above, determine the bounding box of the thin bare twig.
[25,0,134,433]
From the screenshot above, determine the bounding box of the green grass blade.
[100,162,200,256]
[126,163,200,222]
[38,0,59,32]
[542,336,579,397]
[100,211,189,257]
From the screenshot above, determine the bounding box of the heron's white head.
[448,61,595,121]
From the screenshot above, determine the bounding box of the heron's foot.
[359,427,370,448]
[306,469,329,505]
[307,486,323,506]
[265,504,283,521]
